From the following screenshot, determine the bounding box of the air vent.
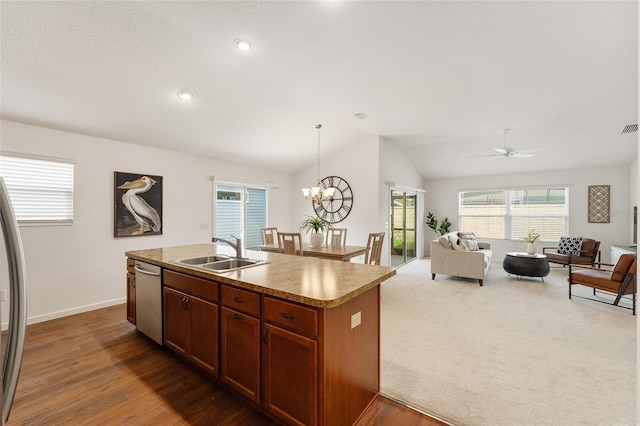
[354,112,369,120]
[621,124,638,134]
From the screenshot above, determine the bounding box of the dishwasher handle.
[134,265,161,276]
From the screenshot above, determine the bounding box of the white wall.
[292,134,381,261]
[424,165,633,263]
[0,120,293,326]
[291,135,426,266]
[379,137,426,260]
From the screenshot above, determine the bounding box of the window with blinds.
[459,187,568,241]
[215,184,267,250]
[0,154,75,224]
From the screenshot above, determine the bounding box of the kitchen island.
[126,244,396,426]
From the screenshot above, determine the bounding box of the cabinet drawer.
[221,286,260,316]
[127,258,135,274]
[163,270,219,303]
[264,297,318,337]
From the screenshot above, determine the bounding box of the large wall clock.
[312,176,353,224]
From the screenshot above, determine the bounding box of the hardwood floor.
[8,305,446,425]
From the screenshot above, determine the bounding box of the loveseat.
[430,232,492,286]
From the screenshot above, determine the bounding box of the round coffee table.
[503,252,550,282]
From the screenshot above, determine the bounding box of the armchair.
[543,238,601,267]
[569,254,636,314]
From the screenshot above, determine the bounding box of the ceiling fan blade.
[517,148,544,154]
[511,152,534,158]
[494,148,508,155]
[469,153,501,158]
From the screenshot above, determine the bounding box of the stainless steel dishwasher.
[134,260,162,344]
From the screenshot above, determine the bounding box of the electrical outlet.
[0,290,6,301]
[351,311,361,329]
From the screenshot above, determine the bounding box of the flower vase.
[527,243,536,255]
[309,232,323,248]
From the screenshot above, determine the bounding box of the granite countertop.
[126,244,396,308]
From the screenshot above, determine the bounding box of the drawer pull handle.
[232,313,244,320]
[280,312,294,319]
[232,297,244,303]
[181,297,189,310]
[262,328,268,345]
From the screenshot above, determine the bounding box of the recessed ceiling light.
[177,90,194,101]
[234,38,254,51]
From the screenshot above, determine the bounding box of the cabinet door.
[126,272,136,325]
[189,296,219,376]
[220,307,261,403]
[263,324,318,426]
[163,287,189,357]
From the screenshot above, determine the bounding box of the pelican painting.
[114,172,163,237]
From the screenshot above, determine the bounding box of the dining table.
[259,243,367,262]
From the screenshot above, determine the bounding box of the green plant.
[298,215,332,234]
[523,230,541,243]
[426,212,452,236]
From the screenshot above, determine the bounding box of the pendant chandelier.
[302,124,336,202]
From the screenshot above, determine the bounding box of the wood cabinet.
[126,259,136,325]
[220,307,261,402]
[220,285,261,403]
[263,323,318,425]
[142,263,381,426]
[163,270,219,376]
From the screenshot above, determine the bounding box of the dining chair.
[278,232,304,256]
[364,232,385,265]
[260,227,279,246]
[326,228,347,246]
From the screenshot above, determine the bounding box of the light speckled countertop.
[126,244,396,308]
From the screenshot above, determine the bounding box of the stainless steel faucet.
[212,235,243,258]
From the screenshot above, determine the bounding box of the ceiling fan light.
[234,38,254,51]
[177,90,194,100]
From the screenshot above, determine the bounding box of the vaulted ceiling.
[1,1,637,179]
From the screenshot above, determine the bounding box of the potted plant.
[522,230,541,255]
[299,215,331,247]
[426,212,452,237]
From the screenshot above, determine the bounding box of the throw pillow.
[557,236,583,256]
[449,234,468,251]
[461,238,479,251]
[457,231,479,251]
[457,232,476,240]
[437,235,452,249]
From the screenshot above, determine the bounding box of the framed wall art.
[114,171,163,237]
[587,185,610,224]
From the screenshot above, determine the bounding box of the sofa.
[430,232,492,286]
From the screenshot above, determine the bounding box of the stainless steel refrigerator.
[0,178,27,425]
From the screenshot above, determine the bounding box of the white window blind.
[459,187,568,241]
[0,154,75,224]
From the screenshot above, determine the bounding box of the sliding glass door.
[391,189,417,267]
[215,184,267,250]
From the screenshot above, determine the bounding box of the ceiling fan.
[471,129,543,159]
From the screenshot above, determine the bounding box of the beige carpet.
[380,259,636,426]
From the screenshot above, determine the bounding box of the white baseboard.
[1,298,126,331]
